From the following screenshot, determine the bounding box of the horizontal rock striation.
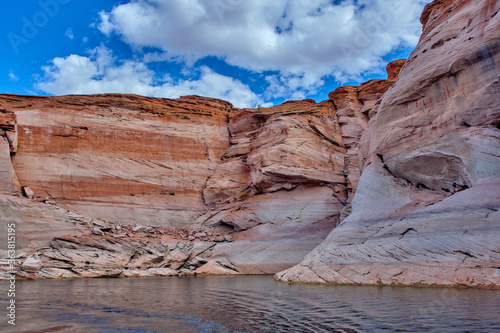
[0,73,395,278]
[3,94,232,228]
[276,0,500,288]
[195,101,348,274]
[0,96,334,277]
[3,0,498,287]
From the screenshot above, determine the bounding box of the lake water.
[2,276,499,332]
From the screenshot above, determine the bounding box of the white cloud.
[98,0,430,97]
[65,28,74,40]
[9,72,19,82]
[36,46,262,108]
[142,51,174,64]
[97,11,114,35]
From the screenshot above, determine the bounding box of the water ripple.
[2,276,499,333]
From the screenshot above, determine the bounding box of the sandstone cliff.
[0,75,395,278]
[4,94,232,228]
[1,0,498,287]
[276,0,500,288]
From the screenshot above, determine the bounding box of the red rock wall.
[2,94,231,228]
[0,61,400,278]
[277,0,500,288]
[0,33,409,278]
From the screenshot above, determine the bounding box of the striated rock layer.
[0,88,379,278]
[2,0,498,287]
[4,94,232,228]
[0,72,395,278]
[195,101,348,274]
[277,0,500,288]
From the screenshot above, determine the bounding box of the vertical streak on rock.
[0,109,20,195]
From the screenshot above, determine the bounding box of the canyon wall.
[4,94,232,228]
[0,76,394,277]
[1,0,498,287]
[276,0,500,288]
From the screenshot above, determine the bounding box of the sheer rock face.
[1,94,232,228]
[276,0,500,289]
[0,64,406,279]
[0,95,352,277]
[3,1,498,284]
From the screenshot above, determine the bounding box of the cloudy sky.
[2,0,430,108]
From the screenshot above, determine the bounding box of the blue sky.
[1,0,430,108]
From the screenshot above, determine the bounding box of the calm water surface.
[1,276,499,332]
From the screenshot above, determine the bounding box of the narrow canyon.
[1,0,499,288]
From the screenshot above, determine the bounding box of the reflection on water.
[1,276,499,332]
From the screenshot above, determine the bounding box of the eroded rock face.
[328,72,399,220]
[0,195,92,261]
[0,110,20,195]
[276,0,500,289]
[204,101,346,208]
[2,94,232,228]
[386,59,406,81]
[195,101,349,273]
[3,0,497,285]
[0,95,356,278]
